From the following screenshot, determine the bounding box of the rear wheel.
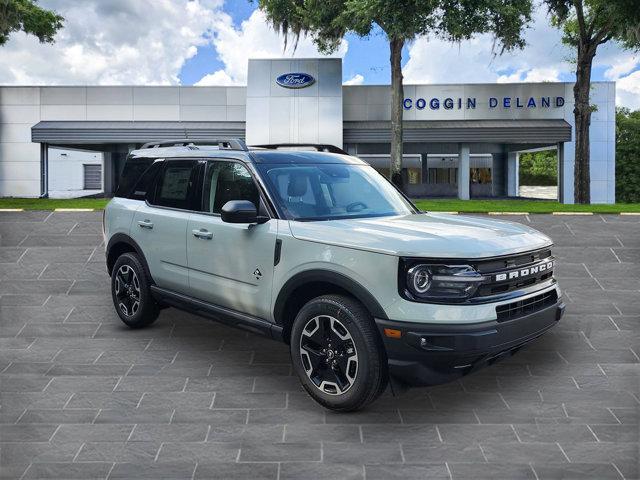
[111,252,159,328]
[290,294,388,411]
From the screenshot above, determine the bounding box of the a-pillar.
[457,143,470,200]
[507,151,519,197]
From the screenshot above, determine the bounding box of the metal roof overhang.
[344,119,572,144]
[32,121,246,144]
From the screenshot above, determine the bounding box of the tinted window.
[129,160,163,200]
[114,157,153,197]
[152,160,198,209]
[203,161,260,214]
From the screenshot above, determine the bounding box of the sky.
[0,0,638,108]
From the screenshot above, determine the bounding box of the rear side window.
[114,158,153,198]
[129,161,163,201]
[151,160,198,210]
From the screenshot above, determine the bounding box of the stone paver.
[0,211,638,479]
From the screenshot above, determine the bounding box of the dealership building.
[0,58,616,203]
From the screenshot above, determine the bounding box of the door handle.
[192,229,213,240]
[137,220,154,229]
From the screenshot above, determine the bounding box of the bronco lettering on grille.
[494,260,554,282]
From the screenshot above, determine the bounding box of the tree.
[544,0,640,204]
[258,0,533,190]
[519,150,558,186]
[0,0,64,46]
[615,107,640,203]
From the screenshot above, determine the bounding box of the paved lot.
[0,211,638,480]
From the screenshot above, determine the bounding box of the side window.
[152,160,198,209]
[114,158,153,197]
[203,161,260,214]
[129,160,163,201]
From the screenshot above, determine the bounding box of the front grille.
[496,290,558,322]
[474,248,554,297]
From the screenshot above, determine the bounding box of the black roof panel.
[249,150,366,165]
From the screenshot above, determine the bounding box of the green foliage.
[0,197,109,210]
[545,0,640,51]
[258,0,533,53]
[519,150,558,186]
[616,108,640,203]
[0,0,64,46]
[412,198,640,213]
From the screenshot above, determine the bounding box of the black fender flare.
[273,269,389,325]
[106,233,153,283]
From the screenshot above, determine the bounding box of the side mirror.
[221,200,265,224]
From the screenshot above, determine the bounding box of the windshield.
[257,163,417,221]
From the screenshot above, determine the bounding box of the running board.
[150,285,284,342]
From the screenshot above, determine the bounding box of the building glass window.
[471,168,492,184]
[428,168,458,185]
[407,168,421,185]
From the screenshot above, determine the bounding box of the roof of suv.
[127,139,367,165]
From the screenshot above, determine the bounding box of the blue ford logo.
[276,72,315,89]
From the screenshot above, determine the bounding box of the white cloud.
[616,70,640,110]
[604,54,639,81]
[402,7,639,108]
[403,9,572,85]
[343,74,364,85]
[0,0,222,85]
[497,67,561,83]
[197,9,348,86]
[195,70,237,86]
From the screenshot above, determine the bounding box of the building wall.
[0,79,615,203]
[343,82,616,203]
[245,58,342,146]
[48,147,103,198]
[0,86,244,197]
[0,87,42,197]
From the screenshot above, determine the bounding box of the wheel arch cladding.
[106,234,152,282]
[273,270,388,343]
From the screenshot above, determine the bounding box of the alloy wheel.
[114,265,141,317]
[299,315,358,395]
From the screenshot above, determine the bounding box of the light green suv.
[104,139,564,411]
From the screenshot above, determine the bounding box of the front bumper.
[375,299,565,386]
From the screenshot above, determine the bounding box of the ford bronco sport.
[104,139,564,411]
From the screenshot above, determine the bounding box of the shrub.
[616,108,640,203]
[519,150,558,186]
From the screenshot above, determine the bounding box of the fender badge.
[253,268,262,280]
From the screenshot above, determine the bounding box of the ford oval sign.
[276,73,315,89]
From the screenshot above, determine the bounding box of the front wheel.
[290,294,388,412]
[111,252,159,328]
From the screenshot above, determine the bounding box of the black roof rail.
[140,138,248,151]
[251,143,348,155]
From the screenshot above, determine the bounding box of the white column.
[457,143,470,200]
[507,151,519,197]
[557,142,565,203]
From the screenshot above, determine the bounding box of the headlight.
[404,263,488,301]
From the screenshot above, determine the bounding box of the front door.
[130,159,199,294]
[187,160,277,320]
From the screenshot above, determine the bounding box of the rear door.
[186,159,277,320]
[131,159,200,294]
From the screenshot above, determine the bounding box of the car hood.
[288,213,552,258]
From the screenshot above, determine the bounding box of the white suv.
[103,139,564,411]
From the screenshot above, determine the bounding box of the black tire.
[290,294,388,412]
[111,252,159,329]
